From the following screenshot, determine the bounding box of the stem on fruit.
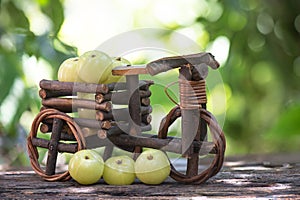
[85,155,90,160]
[116,160,122,165]
[147,155,153,160]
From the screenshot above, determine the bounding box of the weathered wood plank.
[0,154,299,199]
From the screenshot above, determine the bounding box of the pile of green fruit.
[57,50,130,119]
[57,50,130,84]
[68,149,171,185]
[58,51,171,185]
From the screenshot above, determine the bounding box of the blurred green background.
[0,0,299,168]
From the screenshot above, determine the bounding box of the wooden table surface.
[1,153,299,199]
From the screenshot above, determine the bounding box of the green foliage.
[0,0,77,166]
[196,0,300,153]
[39,0,64,35]
[0,0,299,168]
[264,104,300,152]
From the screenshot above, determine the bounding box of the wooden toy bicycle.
[27,52,226,184]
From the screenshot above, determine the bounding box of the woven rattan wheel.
[27,108,86,181]
[158,106,226,184]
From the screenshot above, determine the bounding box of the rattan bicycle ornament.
[27,52,226,184]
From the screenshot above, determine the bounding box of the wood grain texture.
[1,154,299,199]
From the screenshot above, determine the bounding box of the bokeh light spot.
[227,94,246,122]
[294,15,300,33]
[251,62,273,85]
[293,56,300,77]
[274,20,284,40]
[239,0,258,11]
[248,34,266,52]
[207,36,230,66]
[227,11,247,31]
[257,13,274,35]
[208,83,229,116]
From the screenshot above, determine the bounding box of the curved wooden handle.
[146,52,220,76]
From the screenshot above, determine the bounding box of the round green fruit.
[68,149,104,185]
[57,57,80,82]
[135,149,170,185]
[103,155,136,185]
[77,50,112,84]
[103,57,131,84]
